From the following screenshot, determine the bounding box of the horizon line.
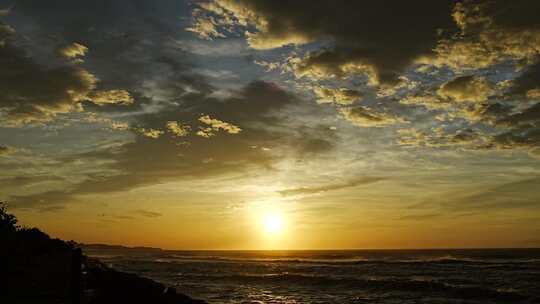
[80,243,540,251]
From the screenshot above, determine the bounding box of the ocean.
[84,248,540,304]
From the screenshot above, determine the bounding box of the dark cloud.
[191,0,457,86]
[72,81,313,192]
[509,62,540,98]
[2,0,202,117]
[0,20,13,44]
[9,190,76,211]
[437,75,493,103]
[0,175,64,189]
[11,0,186,41]
[396,125,497,149]
[296,138,333,157]
[10,81,337,208]
[0,41,96,124]
[491,125,540,151]
[430,0,540,70]
[449,128,478,144]
[0,20,135,125]
[457,0,540,32]
[498,103,540,127]
[278,177,386,197]
[340,106,406,127]
[486,102,540,154]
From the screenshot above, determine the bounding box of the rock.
[83,259,207,304]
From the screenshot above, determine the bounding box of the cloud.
[444,177,540,212]
[296,138,333,157]
[340,106,407,128]
[437,75,494,103]
[8,190,77,211]
[527,89,540,100]
[397,127,490,148]
[0,145,16,156]
[135,128,164,139]
[9,80,337,209]
[66,82,298,192]
[190,0,457,86]
[400,94,450,110]
[135,209,162,218]
[89,90,134,106]
[111,121,130,130]
[197,114,241,138]
[0,175,63,188]
[425,0,540,71]
[4,0,201,119]
[0,22,14,46]
[490,126,540,154]
[0,8,10,16]
[313,86,362,105]
[186,14,226,40]
[398,213,444,221]
[0,43,97,125]
[58,42,88,59]
[166,121,191,137]
[498,103,540,127]
[278,177,385,197]
[530,147,540,160]
[480,102,540,156]
[509,62,540,99]
[0,29,133,126]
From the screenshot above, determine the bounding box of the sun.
[263,214,283,233]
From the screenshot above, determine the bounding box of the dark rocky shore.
[0,204,207,304]
[82,257,207,304]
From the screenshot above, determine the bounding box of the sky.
[1,0,540,250]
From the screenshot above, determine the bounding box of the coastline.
[81,254,207,304]
[0,204,207,304]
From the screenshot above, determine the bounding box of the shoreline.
[0,204,207,304]
[80,253,207,304]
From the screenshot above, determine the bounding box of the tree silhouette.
[0,202,18,233]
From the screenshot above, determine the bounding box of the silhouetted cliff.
[0,203,207,304]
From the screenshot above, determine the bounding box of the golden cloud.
[437,76,494,103]
[136,128,164,139]
[58,42,88,59]
[198,114,241,137]
[424,1,540,71]
[313,86,362,105]
[89,90,134,106]
[340,106,407,128]
[166,121,191,137]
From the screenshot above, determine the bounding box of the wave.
[175,272,533,302]
[146,254,540,267]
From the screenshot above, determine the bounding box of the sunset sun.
[263,214,283,233]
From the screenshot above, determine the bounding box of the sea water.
[85,248,540,303]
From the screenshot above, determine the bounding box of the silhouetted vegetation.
[0,202,19,232]
[0,203,206,304]
[1,202,76,303]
